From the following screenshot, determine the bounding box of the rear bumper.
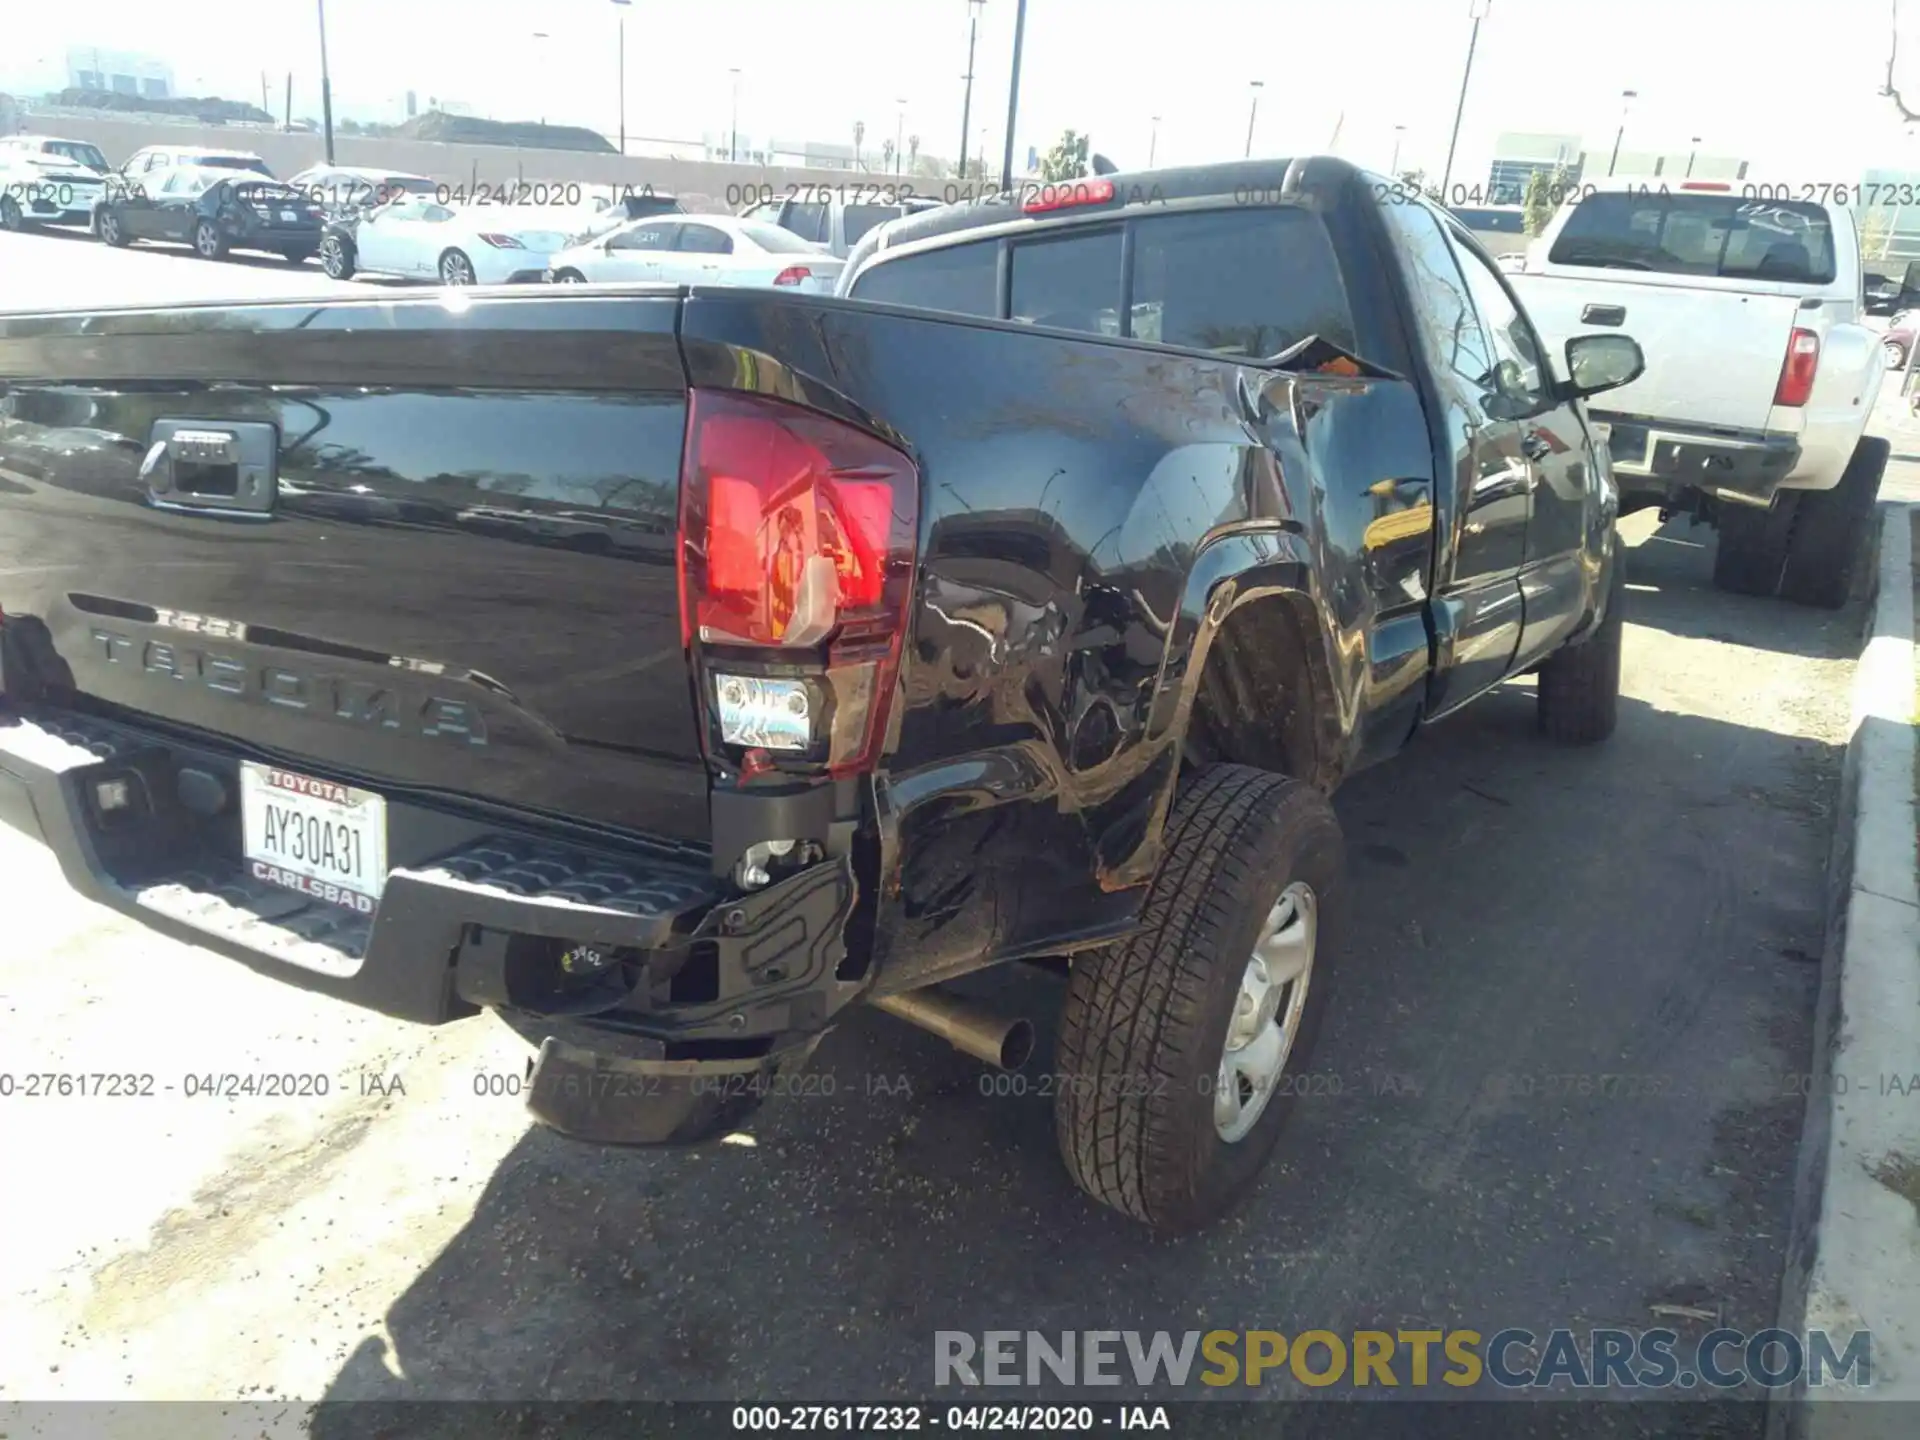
[1591,411,1801,507]
[0,706,864,1140]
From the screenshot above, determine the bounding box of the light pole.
[895,99,907,175]
[531,33,549,125]
[959,0,984,179]
[611,0,631,157]
[1440,0,1491,200]
[1245,80,1263,158]
[1001,0,1028,188]
[316,0,335,163]
[1390,123,1405,177]
[729,68,741,163]
[1149,115,1160,167]
[1607,89,1637,177]
[1686,134,1701,178]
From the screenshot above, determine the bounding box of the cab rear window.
[1548,193,1836,284]
[849,206,1357,358]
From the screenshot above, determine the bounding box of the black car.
[96,167,325,263]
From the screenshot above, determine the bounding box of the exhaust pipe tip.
[998,1017,1036,1071]
[873,988,1035,1071]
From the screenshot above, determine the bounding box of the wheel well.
[1186,595,1324,785]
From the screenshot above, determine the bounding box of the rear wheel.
[553,268,587,284]
[0,195,25,232]
[1054,764,1343,1234]
[1885,339,1908,371]
[319,234,354,279]
[193,219,227,260]
[98,209,128,247]
[439,248,476,286]
[1712,497,1796,597]
[1777,437,1888,609]
[1536,546,1625,744]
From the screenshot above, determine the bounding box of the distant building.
[1485,130,1746,202]
[65,46,171,100]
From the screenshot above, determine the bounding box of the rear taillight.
[772,266,813,286]
[1775,328,1820,407]
[1023,177,1116,213]
[478,233,524,249]
[678,389,919,778]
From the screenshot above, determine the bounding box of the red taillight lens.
[1775,327,1820,407]
[1023,176,1116,213]
[478,232,524,248]
[772,265,812,286]
[1680,181,1731,191]
[678,389,920,776]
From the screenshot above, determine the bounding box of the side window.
[1377,200,1497,394]
[677,224,734,254]
[612,223,677,251]
[1009,227,1124,335]
[740,201,784,224]
[851,239,998,315]
[148,153,171,173]
[1445,227,1549,407]
[783,202,828,243]
[420,204,455,223]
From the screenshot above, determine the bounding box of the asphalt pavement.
[0,230,1882,1431]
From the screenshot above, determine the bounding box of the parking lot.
[0,226,1900,1427]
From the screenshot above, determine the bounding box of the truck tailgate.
[0,293,710,846]
[1511,273,1802,432]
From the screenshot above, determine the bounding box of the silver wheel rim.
[1,198,18,229]
[442,253,472,285]
[196,224,217,256]
[1213,881,1317,1143]
[101,214,118,244]
[1886,342,1904,368]
[322,239,344,276]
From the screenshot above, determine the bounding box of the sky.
[5,0,1920,181]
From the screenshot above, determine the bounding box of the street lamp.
[1686,134,1701,178]
[1149,115,1160,167]
[316,0,335,163]
[729,68,742,163]
[1390,123,1406,177]
[959,0,984,179]
[1001,0,1028,188]
[531,33,549,125]
[1245,80,1264,158]
[1440,0,1492,200]
[1607,89,1638,178]
[611,0,631,157]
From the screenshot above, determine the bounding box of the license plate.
[240,762,388,914]
[279,209,298,223]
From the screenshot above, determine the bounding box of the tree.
[1040,130,1090,181]
[881,138,896,171]
[1860,204,1895,263]
[1397,167,1429,197]
[1522,165,1573,236]
[1890,0,1920,120]
[908,134,921,168]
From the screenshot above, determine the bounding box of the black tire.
[97,209,128,247]
[1712,496,1796,597]
[0,195,24,233]
[319,234,354,279]
[1536,545,1625,744]
[1054,764,1344,1234]
[192,219,227,260]
[1777,437,1888,610]
[553,268,587,284]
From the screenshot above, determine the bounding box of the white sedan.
[544,214,843,293]
[318,198,575,285]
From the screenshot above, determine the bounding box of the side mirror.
[1563,333,1645,398]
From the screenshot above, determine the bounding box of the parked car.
[739,192,944,258]
[1510,178,1887,608]
[286,165,438,221]
[1864,263,1920,317]
[96,167,324,262]
[1880,310,1915,371]
[0,135,111,175]
[318,198,572,284]
[568,189,687,244]
[546,213,843,292]
[0,155,1641,1234]
[116,145,274,184]
[0,147,108,232]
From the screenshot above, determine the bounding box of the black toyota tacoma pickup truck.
[0,157,1644,1233]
